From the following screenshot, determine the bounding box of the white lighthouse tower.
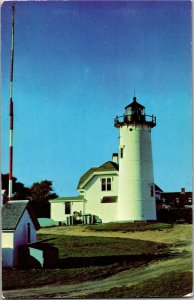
[115,96,156,221]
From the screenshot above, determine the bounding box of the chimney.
[181,188,185,194]
[112,153,118,164]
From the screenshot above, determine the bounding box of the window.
[102,179,106,191]
[101,178,111,191]
[107,178,111,191]
[27,223,31,243]
[65,202,71,214]
[150,185,154,197]
[162,198,166,203]
[120,147,123,158]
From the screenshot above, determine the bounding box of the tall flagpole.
[8,3,15,201]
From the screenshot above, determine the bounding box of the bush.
[157,208,192,224]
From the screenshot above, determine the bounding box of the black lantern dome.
[114,96,156,128]
[124,96,145,123]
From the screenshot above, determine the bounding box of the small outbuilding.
[2,200,40,267]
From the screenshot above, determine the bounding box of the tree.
[1,174,30,200]
[29,180,58,202]
[29,180,58,218]
[1,175,58,218]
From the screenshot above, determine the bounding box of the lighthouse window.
[120,147,123,158]
[101,178,111,191]
[150,185,154,197]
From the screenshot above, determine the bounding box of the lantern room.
[114,96,156,128]
[124,96,145,123]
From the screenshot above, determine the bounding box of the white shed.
[2,200,40,267]
[49,196,84,223]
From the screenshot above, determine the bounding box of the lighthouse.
[114,96,156,221]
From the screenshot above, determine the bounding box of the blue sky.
[2,1,192,196]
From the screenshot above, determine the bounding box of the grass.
[86,222,172,232]
[3,234,170,290]
[36,234,168,258]
[2,265,118,290]
[2,225,192,298]
[83,271,193,298]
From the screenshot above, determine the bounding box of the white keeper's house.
[50,96,159,223]
[50,160,119,223]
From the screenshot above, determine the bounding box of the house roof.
[77,161,119,189]
[49,195,84,203]
[2,200,40,231]
[161,192,192,201]
[154,184,163,193]
[97,161,119,172]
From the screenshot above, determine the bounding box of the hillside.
[3,224,192,298]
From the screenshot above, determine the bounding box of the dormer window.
[101,178,111,191]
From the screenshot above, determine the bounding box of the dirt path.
[3,225,192,298]
[3,253,192,298]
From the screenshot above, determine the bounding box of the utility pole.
[8,3,15,201]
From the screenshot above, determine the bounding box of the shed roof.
[49,195,84,203]
[77,161,119,189]
[2,200,40,231]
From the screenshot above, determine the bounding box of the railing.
[114,114,156,127]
